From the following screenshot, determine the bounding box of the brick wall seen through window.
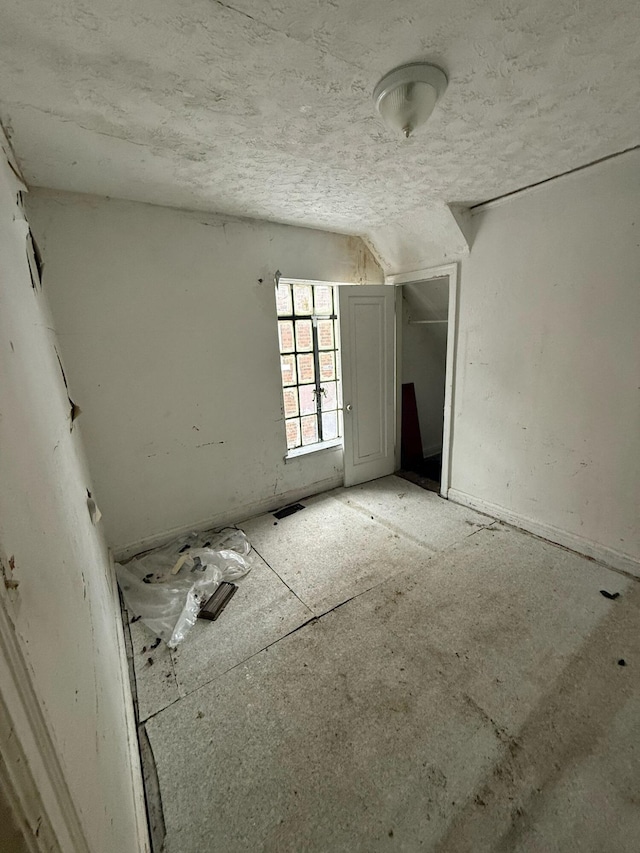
[275,280,342,452]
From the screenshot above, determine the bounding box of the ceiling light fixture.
[373,62,448,139]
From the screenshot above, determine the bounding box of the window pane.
[286,418,301,449]
[319,351,336,381]
[293,283,313,315]
[280,354,297,387]
[278,320,295,353]
[299,385,317,416]
[317,319,334,350]
[283,387,299,418]
[297,353,315,384]
[314,286,333,315]
[322,381,337,411]
[278,282,343,455]
[301,415,318,446]
[294,319,313,352]
[276,282,292,316]
[322,411,338,440]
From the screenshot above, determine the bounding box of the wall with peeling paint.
[26,190,383,554]
[451,148,640,568]
[0,147,147,850]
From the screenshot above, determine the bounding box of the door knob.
[345,404,353,412]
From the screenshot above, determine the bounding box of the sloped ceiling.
[403,278,449,322]
[1,0,639,273]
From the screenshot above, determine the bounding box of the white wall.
[451,149,640,572]
[26,191,383,555]
[0,143,147,851]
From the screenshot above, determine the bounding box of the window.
[275,279,342,455]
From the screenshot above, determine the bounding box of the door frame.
[386,262,459,498]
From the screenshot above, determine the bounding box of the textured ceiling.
[1,0,639,272]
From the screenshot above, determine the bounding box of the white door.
[339,285,396,487]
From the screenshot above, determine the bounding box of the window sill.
[285,438,343,462]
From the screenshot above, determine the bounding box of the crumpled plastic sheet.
[116,527,253,648]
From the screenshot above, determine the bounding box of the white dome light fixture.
[373,62,448,138]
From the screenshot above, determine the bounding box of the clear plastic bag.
[116,528,253,648]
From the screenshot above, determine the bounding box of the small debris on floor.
[273,502,305,520]
[618,659,626,666]
[141,646,147,653]
[130,615,141,623]
[198,582,237,621]
[600,590,620,600]
[196,711,204,719]
[146,657,154,667]
[116,527,253,646]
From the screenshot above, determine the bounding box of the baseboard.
[107,552,152,852]
[447,488,640,579]
[114,475,344,561]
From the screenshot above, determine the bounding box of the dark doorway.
[397,277,449,494]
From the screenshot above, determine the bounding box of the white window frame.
[275,277,345,461]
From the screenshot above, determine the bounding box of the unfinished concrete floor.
[130,476,640,853]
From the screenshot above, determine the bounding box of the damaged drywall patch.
[0,119,26,187]
[54,345,81,430]
[1,554,19,591]
[347,235,383,284]
[26,227,44,286]
[11,215,39,292]
[87,490,102,525]
[5,156,24,186]
[54,346,67,387]
[361,234,392,278]
[13,190,45,290]
[68,399,82,428]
